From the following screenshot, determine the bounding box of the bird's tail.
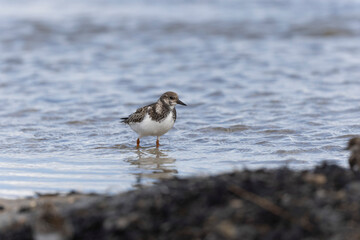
[121,117,128,123]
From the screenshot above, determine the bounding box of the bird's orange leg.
[156,137,160,148]
[136,138,140,148]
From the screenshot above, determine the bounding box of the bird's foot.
[156,139,160,148]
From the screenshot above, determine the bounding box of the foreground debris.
[1,163,360,240]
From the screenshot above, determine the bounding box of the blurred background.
[0,0,360,198]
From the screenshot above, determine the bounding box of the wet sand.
[0,163,359,240]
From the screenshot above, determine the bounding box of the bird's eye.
[170,96,175,100]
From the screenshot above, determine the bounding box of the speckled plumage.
[122,102,176,124]
[122,91,186,148]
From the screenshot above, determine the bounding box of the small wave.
[65,120,91,125]
[260,129,297,134]
[275,148,321,155]
[199,124,250,133]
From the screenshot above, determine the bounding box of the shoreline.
[0,163,359,240]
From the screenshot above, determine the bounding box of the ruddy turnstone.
[346,137,360,172]
[122,91,186,148]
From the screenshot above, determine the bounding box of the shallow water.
[0,0,360,198]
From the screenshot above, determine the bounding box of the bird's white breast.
[129,111,175,138]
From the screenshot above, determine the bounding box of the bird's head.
[160,91,187,108]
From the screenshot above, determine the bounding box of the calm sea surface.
[0,0,360,198]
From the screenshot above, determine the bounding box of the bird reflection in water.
[126,148,178,188]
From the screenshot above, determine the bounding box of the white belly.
[129,112,175,138]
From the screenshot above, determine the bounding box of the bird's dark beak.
[177,99,187,106]
[344,146,350,151]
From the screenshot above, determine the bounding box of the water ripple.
[0,0,358,197]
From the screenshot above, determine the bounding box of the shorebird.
[122,91,186,148]
[346,137,360,172]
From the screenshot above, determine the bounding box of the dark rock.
[1,163,360,240]
[18,206,32,213]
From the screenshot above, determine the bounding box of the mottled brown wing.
[121,104,152,124]
[172,108,177,122]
